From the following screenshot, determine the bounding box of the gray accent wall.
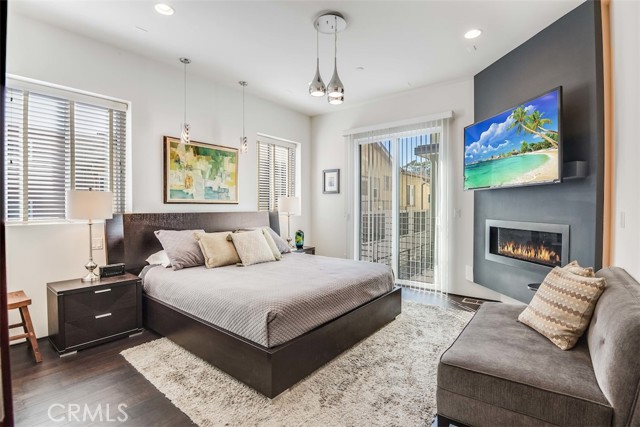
[473,1,604,303]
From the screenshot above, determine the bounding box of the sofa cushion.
[589,267,640,427]
[438,303,613,427]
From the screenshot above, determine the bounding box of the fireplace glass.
[489,226,563,268]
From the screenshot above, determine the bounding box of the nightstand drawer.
[65,306,137,347]
[64,285,136,322]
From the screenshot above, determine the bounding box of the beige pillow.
[230,229,276,266]
[563,260,595,277]
[518,267,606,350]
[193,232,241,268]
[261,228,282,261]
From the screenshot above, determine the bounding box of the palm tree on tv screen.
[508,106,558,148]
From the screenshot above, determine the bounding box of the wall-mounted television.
[464,87,562,191]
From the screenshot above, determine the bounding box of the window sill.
[5,219,106,227]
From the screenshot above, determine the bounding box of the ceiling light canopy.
[308,12,347,105]
[154,3,174,16]
[464,29,482,39]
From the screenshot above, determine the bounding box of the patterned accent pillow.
[563,260,595,277]
[261,228,282,261]
[154,229,205,270]
[518,267,606,350]
[193,232,241,268]
[237,227,291,254]
[230,229,276,266]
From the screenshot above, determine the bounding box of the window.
[4,82,127,221]
[257,137,297,211]
[406,184,415,207]
[399,212,410,236]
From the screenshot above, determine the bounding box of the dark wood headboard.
[105,211,280,274]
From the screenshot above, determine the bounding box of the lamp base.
[82,271,100,282]
[81,259,100,282]
[286,237,295,248]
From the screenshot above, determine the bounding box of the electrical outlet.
[92,237,103,250]
[465,265,474,282]
[620,211,626,229]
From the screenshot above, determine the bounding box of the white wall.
[611,0,640,279]
[310,78,513,301]
[6,13,311,338]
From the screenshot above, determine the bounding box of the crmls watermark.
[48,403,129,423]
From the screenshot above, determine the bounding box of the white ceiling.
[9,0,584,117]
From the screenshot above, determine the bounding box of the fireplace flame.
[498,241,560,266]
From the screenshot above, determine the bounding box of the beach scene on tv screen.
[464,89,560,190]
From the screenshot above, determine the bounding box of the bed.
[106,212,401,398]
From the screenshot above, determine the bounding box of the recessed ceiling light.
[464,29,482,39]
[154,3,175,16]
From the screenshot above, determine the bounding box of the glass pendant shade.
[240,136,248,154]
[328,93,344,105]
[327,62,344,98]
[181,123,190,144]
[309,59,326,97]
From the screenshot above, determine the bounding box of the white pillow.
[146,250,172,268]
[230,229,276,266]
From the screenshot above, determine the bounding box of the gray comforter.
[141,253,394,348]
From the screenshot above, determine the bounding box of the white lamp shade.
[277,196,300,215]
[66,190,114,220]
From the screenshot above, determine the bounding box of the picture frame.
[163,136,239,204]
[323,169,340,194]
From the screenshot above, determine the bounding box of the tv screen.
[464,87,562,191]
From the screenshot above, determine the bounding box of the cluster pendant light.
[239,81,248,154]
[179,57,191,144]
[308,13,346,105]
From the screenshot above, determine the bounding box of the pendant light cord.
[316,27,320,64]
[334,15,337,61]
[242,84,245,138]
[183,61,187,124]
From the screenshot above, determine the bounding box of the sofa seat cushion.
[438,303,613,427]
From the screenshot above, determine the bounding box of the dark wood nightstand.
[47,273,142,356]
[292,246,315,255]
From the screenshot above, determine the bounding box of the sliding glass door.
[359,129,441,289]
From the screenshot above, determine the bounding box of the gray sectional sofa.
[436,267,640,427]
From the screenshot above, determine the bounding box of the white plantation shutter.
[5,88,25,220]
[257,138,297,211]
[26,92,70,220]
[3,82,128,221]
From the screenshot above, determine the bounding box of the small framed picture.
[323,169,340,194]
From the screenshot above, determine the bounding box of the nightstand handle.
[94,288,111,294]
[95,313,112,319]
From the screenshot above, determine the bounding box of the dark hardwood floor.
[10,290,480,426]
[10,331,195,426]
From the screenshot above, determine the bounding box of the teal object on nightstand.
[295,230,304,249]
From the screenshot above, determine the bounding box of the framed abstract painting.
[163,136,239,204]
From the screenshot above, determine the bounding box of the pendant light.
[308,29,326,96]
[326,15,345,101]
[309,12,347,105]
[239,81,248,154]
[179,57,191,144]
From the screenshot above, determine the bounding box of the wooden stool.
[8,290,42,363]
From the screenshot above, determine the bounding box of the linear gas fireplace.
[485,220,569,272]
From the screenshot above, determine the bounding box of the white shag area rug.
[121,301,473,427]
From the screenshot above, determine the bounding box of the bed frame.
[106,212,401,398]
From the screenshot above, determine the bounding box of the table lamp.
[277,196,300,248]
[66,189,113,282]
